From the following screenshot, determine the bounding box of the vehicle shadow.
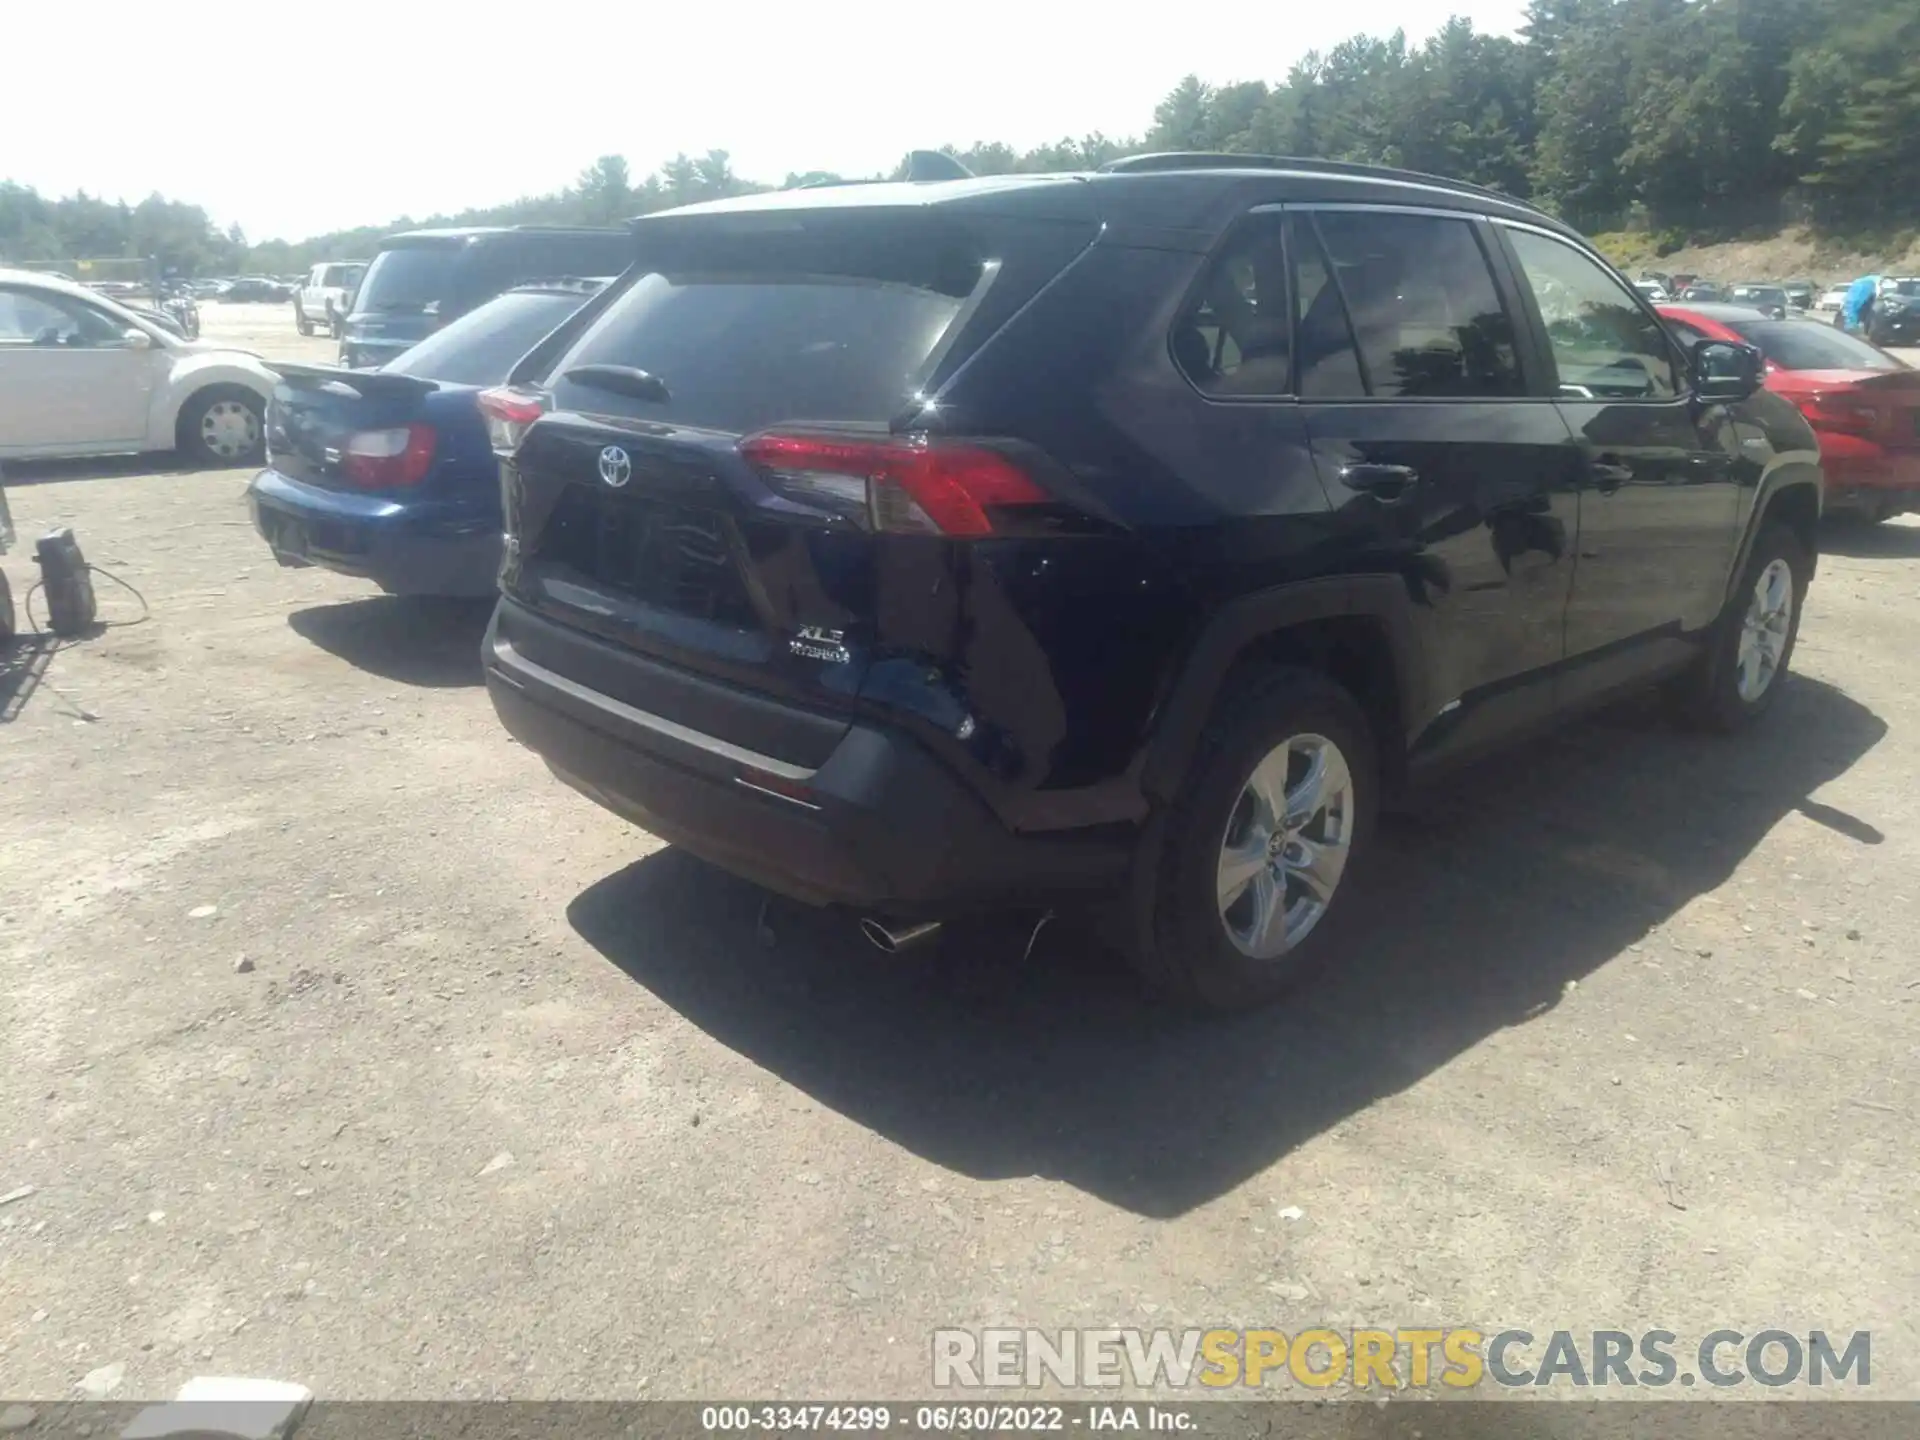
[0,633,61,722]
[1,454,193,486]
[566,675,1885,1218]
[286,595,491,687]
[1819,516,1920,559]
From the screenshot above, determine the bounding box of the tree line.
[3,0,1915,278]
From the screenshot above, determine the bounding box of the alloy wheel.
[1735,557,1793,703]
[1215,732,1355,960]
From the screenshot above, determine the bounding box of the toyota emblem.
[597,446,632,488]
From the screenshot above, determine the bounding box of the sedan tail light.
[1794,394,1879,437]
[740,431,1052,536]
[340,424,437,487]
[478,387,547,457]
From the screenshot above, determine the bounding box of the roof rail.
[1098,152,1543,213]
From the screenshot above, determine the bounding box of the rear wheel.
[1672,522,1807,732]
[1133,666,1377,1012]
[177,387,265,467]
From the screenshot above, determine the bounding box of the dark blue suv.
[338,226,630,369]
[478,155,1823,1011]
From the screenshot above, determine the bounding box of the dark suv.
[339,226,631,369]
[478,155,1822,1012]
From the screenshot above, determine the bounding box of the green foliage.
[5,0,1917,272]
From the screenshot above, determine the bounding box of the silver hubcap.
[1735,558,1793,703]
[200,400,259,459]
[1216,733,1355,960]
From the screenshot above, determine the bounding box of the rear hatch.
[496,200,1099,719]
[344,239,463,354]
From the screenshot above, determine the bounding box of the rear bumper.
[249,468,500,596]
[482,599,1129,913]
[1821,444,1920,514]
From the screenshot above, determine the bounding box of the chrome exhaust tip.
[860,917,944,954]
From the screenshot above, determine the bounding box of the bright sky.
[7,0,1529,243]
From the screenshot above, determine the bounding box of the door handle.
[1339,463,1419,502]
[1590,457,1634,494]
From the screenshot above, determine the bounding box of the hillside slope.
[1594,227,1920,286]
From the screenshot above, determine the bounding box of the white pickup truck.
[293,261,367,338]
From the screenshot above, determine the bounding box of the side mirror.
[1691,339,1762,403]
[121,328,154,351]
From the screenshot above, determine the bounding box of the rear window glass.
[320,264,365,290]
[1728,320,1904,372]
[547,268,969,433]
[384,290,590,385]
[355,244,462,313]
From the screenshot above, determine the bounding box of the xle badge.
[790,624,851,664]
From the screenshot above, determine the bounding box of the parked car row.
[240,156,1832,1011]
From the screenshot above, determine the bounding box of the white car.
[293,261,366,338]
[1814,284,1851,315]
[1633,280,1670,303]
[0,267,275,466]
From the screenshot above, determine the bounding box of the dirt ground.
[0,308,1917,1403]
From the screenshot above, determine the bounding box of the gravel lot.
[1,307,1917,1402]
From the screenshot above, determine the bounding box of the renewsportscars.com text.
[932,1327,1872,1390]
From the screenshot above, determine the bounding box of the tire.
[1671,522,1808,733]
[177,386,265,468]
[1131,665,1379,1012]
[295,303,314,337]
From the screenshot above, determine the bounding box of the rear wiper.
[564,364,671,405]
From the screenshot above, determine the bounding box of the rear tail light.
[1795,394,1879,437]
[740,431,1051,536]
[340,424,436,487]
[478,387,548,457]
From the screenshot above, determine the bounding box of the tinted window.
[547,265,969,434]
[354,243,463,313]
[1507,229,1680,399]
[1727,320,1903,373]
[1172,214,1291,396]
[1291,217,1366,398]
[384,290,591,385]
[1312,211,1523,399]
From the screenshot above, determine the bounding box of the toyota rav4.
[477,155,1822,1013]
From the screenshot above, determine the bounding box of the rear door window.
[384,290,592,386]
[546,227,978,434]
[1172,213,1291,397]
[1309,210,1524,400]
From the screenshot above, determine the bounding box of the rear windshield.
[546,263,971,433]
[355,243,462,313]
[384,290,590,386]
[320,264,365,289]
[1728,320,1904,372]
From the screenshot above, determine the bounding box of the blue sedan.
[248,279,603,597]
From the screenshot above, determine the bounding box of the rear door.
[1496,223,1743,705]
[1289,206,1581,766]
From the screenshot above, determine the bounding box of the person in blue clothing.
[1841,275,1880,336]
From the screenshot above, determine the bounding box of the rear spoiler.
[266,361,439,399]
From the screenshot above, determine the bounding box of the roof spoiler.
[265,361,438,398]
[903,150,974,183]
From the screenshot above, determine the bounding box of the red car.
[1661,302,1920,521]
